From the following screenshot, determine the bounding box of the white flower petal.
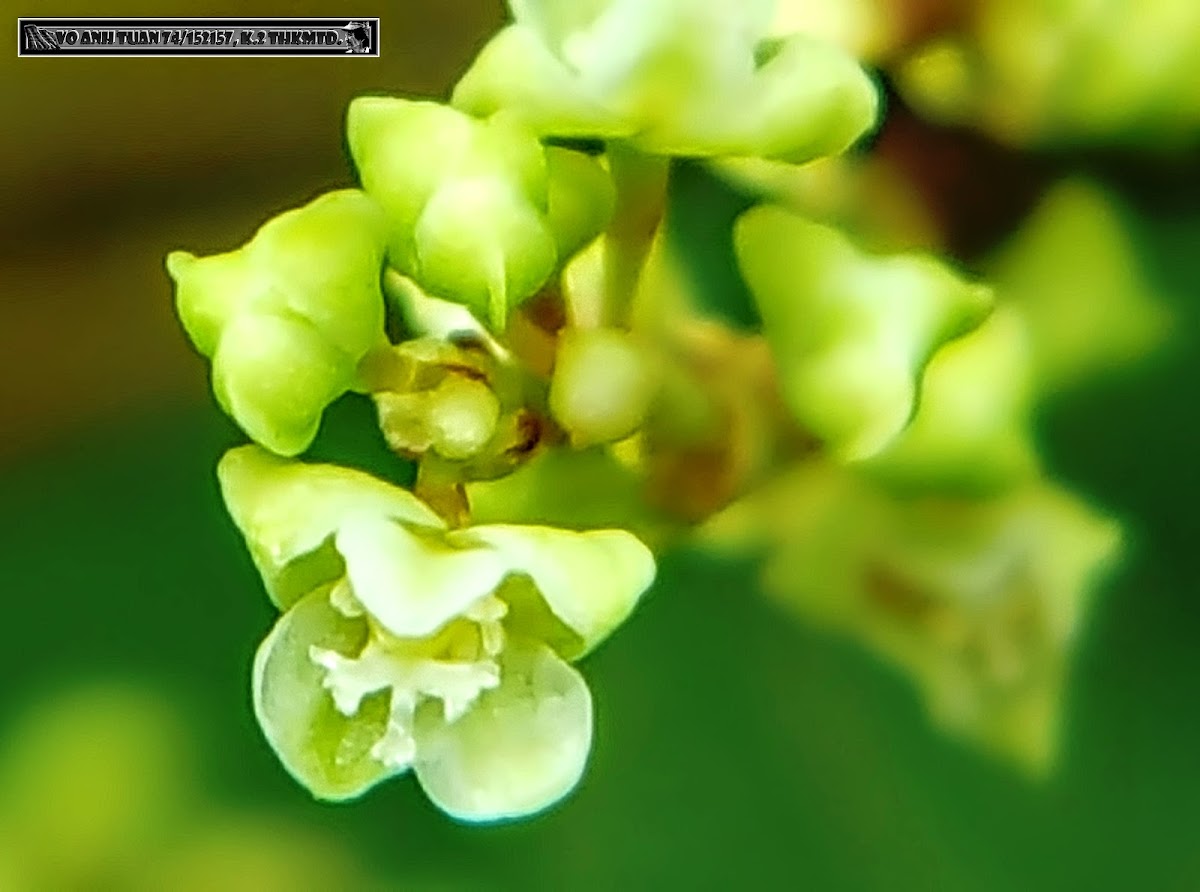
[219,446,446,608]
[335,515,511,639]
[413,642,593,823]
[458,525,655,657]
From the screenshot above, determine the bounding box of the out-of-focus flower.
[452,0,879,162]
[987,178,1174,393]
[219,445,655,822]
[710,154,945,254]
[858,305,1038,496]
[347,98,613,331]
[896,0,1200,147]
[167,190,389,456]
[0,684,390,891]
[734,204,993,461]
[702,462,1121,772]
[138,819,374,892]
[0,685,193,891]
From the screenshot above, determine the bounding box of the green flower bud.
[544,146,617,261]
[859,306,1039,495]
[223,446,655,819]
[167,189,388,456]
[734,205,993,460]
[549,328,660,447]
[348,98,593,330]
[453,0,879,162]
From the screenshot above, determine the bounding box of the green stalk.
[599,143,671,328]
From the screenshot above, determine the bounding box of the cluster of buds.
[169,0,1143,818]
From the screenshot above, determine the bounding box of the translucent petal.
[458,6,878,164]
[335,516,511,639]
[218,446,445,609]
[458,525,655,658]
[735,205,993,459]
[741,462,1122,773]
[412,642,592,823]
[383,272,506,355]
[732,34,879,162]
[252,587,397,801]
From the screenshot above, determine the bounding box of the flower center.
[309,579,509,771]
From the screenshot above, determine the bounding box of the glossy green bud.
[735,205,993,460]
[167,189,388,456]
[453,0,879,162]
[348,98,607,330]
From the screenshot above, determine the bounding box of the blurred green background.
[3,1,1199,889]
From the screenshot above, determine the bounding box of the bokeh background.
[2,1,1199,889]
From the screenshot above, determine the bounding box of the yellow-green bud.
[347,98,611,330]
[167,189,388,456]
[735,205,993,460]
[549,328,660,447]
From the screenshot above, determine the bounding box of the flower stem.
[599,143,671,329]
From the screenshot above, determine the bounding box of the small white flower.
[220,446,655,822]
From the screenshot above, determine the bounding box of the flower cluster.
[221,446,653,820]
[168,0,1148,818]
[167,0,881,821]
